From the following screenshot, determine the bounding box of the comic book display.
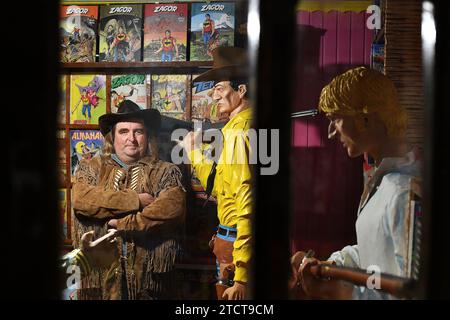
[143,3,188,62]
[150,74,189,120]
[99,4,143,62]
[190,2,235,61]
[372,43,385,73]
[60,5,98,63]
[69,130,104,176]
[191,74,229,123]
[58,2,247,300]
[70,75,106,124]
[111,74,147,113]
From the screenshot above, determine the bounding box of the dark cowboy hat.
[194,47,249,83]
[99,100,161,136]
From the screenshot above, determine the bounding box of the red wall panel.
[291,10,373,259]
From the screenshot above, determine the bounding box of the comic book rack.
[58,59,224,299]
[58,61,213,247]
[58,0,248,299]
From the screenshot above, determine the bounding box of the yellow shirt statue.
[188,107,253,283]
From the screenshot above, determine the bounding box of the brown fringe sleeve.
[156,163,186,195]
[74,158,100,186]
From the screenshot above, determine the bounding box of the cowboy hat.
[194,47,249,83]
[99,100,161,136]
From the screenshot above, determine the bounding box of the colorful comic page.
[150,74,188,120]
[70,75,106,124]
[60,5,98,63]
[111,74,147,113]
[190,2,235,61]
[143,3,188,62]
[69,130,104,176]
[99,4,143,62]
[372,43,385,73]
[191,74,229,123]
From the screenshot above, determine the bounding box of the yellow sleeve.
[188,147,214,192]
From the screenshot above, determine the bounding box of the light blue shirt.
[328,149,421,299]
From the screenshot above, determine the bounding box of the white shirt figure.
[328,149,421,299]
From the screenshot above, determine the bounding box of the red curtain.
[290,9,373,259]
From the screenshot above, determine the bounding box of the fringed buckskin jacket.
[72,153,186,300]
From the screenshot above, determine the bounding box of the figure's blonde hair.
[319,67,407,137]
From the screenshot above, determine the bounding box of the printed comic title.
[154,6,178,13]
[193,81,214,94]
[201,4,225,12]
[66,7,88,15]
[111,75,145,89]
[71,131,102,141]
[109,7,133,14]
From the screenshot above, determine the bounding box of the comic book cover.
[69,130,104,176]
[190,2,235,61]
[111,74,147,113]
[191,74,229,123]
[150,74,188,120]
[372,43,385,73]
[143,3,188,62]
[58,76,67,124]
[58,189,68,240]
[98,4,143,62]
[60,5,98,63]
[70,75,106,124]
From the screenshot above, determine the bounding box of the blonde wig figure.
[319,67,407,137]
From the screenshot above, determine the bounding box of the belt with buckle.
[217,225,237,238]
